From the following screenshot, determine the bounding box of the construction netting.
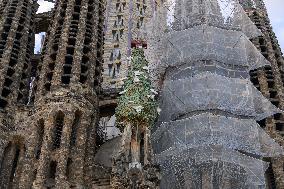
[158,25,269,71]
[158,73,281,122]
[152,113,284,157]
[155,0,261,37]
[145,0,284,188]
[156,146,268,189]
[146,25,270,88]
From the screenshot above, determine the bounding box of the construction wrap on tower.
[146,0,284,188]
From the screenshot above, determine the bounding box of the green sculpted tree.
[112,47,160,189]
[116,48,158,128]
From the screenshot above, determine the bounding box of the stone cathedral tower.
[0,0,105,188]
[0,0,37,188]
[18,0,105,188]
[0,0,283,189]
[240,0,284,188]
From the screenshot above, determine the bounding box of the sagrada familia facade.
[0,0,284,188]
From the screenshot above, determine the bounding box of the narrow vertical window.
[66,158,72,180]
[9,145,21,186]
[0,142,12,186]
[140,133,144,165]
[35,120,44,159]
[48,161,57,179]
[266,161,276,189]
[70,111,81,147]
[52,112,65,150]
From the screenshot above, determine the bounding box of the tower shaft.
[18,0,105,188]
[0,0,37,188]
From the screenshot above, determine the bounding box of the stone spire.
[18,0,105,188]
[0,0,37,188]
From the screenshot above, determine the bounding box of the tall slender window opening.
[140,133,145,165]
[266,161,276,189]
[70,111,81,147]
[0,142,12,185]
[48,161,57,179]
[66,158,72,180]
[9,145,20,186]
[35,120,45,159]
[52,112,65,150]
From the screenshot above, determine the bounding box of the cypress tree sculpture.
[112,46,160,188]
[116,48,158,127]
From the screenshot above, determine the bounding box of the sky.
[34,0,284,53]
[36,0,54,14]
[263,0,284,52]
[34,0,55,53]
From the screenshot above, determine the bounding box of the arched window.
[0,142,22,188]
[0,142,12,186]
[66,158,72,180]
[9,145,21,185]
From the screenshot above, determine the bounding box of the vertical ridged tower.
[18,0,105,188]
[148,0,284,188]
[0,0,37,188]
[0,0,36,111]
